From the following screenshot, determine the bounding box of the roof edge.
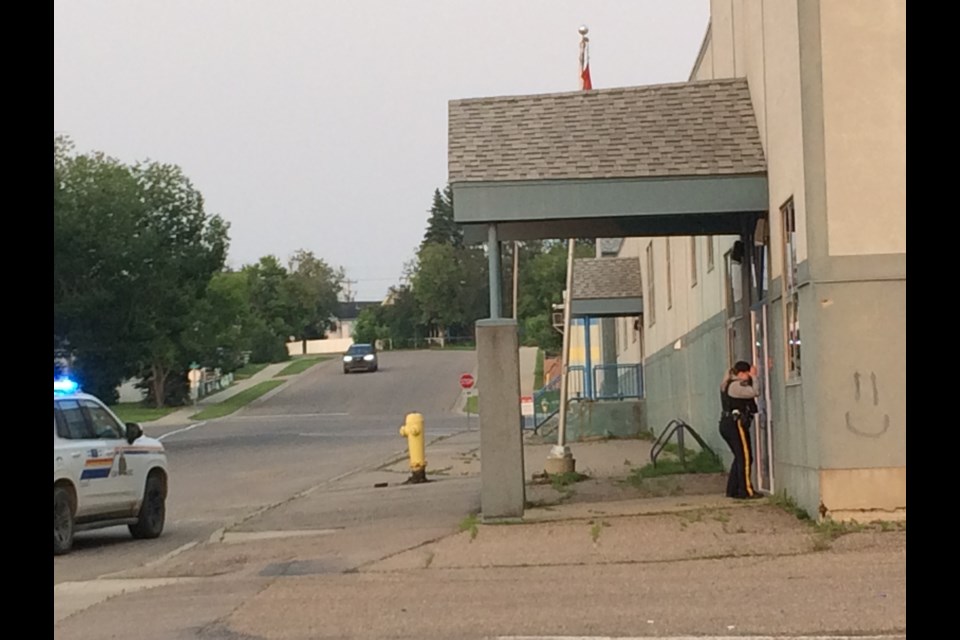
[448,76,745,107]
[689,20,713,82]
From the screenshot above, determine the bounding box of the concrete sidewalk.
[144,360,304,429]
[57,429,905,639]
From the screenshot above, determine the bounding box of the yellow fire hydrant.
[399,412,428,484]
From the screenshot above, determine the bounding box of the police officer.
[719,360,762,500]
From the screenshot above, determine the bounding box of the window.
[782,198,801,379]
[81,400,125,439]
[690,237,698,287]
[723,250,743,368]
[645,242,656,326]
[707,236,715,272]
[665,239,673,309]
[632,317,639,343]
[55,400,94,440]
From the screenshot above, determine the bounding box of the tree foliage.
[54,135,345,406]
[54,136,228,405]
[369,184,595,353]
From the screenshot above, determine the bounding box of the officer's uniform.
[718,378,760,499]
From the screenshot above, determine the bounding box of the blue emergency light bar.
[53,378,80,394]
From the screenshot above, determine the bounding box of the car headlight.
[343,356,353,362]
[363,354,375,361]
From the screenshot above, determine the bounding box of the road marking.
[297,432,396,438]
[232,413,350,420]
[220,529,340,544]
[55,577,201,623]
[157,421,207,441]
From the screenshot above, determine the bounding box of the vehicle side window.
[56,400,95,440]
[54,406,67,439]
[80,400,125,439]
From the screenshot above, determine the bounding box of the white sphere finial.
[578,25,589,36]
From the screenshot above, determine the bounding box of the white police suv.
[53,378,169,555]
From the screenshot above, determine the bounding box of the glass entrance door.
[750,304,774,493]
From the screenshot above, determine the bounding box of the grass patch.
[233,362,268,380]
[274,356,328,377]
[465,395,479,414]
[459,514,480,541]
[109,403,177,423]
[190,380,286,420]
[766,490,905,551]
[550,471,589,492]
[808,518,905,551]
[629,448,724,481]
[767,490,812,521]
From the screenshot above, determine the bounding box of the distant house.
[329,301,380,340]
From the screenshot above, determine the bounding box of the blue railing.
[531,363,643,431]
[531,366,585,431]
[593,364,643,400]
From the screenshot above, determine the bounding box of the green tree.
[286,249,344,339]
[55,137,229,405]
[128,160,229,406]
[420,185,461,250]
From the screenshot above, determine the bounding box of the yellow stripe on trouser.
[736,416,754,496]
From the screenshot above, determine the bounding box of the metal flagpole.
[546,25,592,474]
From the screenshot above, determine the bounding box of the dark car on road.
[342,343,378,374]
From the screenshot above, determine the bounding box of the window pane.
[82,400,125,439]
[787,294,802,377]
[56,400,94,440]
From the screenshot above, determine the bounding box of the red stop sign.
[459,373,475,390]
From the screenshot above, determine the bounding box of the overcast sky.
[54,1,710,301]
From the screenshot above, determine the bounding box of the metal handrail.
[650,419,719,469]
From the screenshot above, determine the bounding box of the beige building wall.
[610,238,644,365]
[618,0,821,512]
[623,0,904,519]
[819,0,906,256]
[633,0,812,359]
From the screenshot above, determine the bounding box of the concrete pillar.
[476,318,525,521]
[487,224,502,319]
[583,317,593,400]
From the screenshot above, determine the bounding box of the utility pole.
[342,278,357,302]
[512,241,520,320]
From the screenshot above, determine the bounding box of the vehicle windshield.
[347,344,374,355]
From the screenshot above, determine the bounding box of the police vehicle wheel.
[54,486,74,556]
[129,473,165,539]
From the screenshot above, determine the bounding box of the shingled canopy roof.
[570,258,643,317]
[448,77,768,244]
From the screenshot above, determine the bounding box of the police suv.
[53,378,169,555]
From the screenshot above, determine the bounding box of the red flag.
[579,29,592,90]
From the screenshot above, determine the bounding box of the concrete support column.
[583,317,593,400]
[487,224,502,319]
[476,318,525,521]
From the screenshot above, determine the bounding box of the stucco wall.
[819,0,906,256]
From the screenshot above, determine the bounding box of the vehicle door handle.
[72,453,82,458]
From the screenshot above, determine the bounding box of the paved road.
[54,349,477,585]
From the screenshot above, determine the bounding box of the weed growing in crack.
[589,520,610,543]
[459,514,479,541]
